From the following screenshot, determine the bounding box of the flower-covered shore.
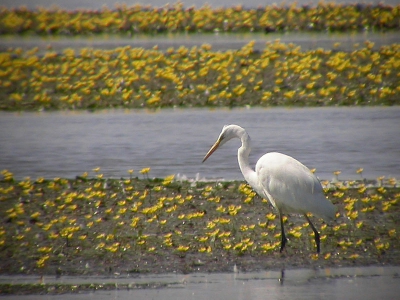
[1,3,399,111]
[1,3,399,35]
[1,40,399,111]
[0,169,399,277]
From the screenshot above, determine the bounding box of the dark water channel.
[0,107,399,181]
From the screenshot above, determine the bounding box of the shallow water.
[1,31,399,54]
[0,107,399,181]
[1,266,400,300]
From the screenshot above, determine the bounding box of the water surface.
[1,31,399,54]
[1,266,399,300]
[0,107,399,181]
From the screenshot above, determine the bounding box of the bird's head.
[202,125,244,163]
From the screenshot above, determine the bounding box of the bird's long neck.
[237,132,259,189]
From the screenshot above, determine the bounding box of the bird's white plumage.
[255,152,335,221]
[202,124,336,253]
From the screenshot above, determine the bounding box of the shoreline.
[0,174,399,295]
[1,264,399,296]
[1,175,399,276]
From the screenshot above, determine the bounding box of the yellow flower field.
[0,169,399,275]
[1,40,399,110]
[0,3,399,35]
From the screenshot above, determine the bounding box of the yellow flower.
[31,212,41,219]
[283,90,296,99]
[38,246,52,253]
[258,222,267,228]
[162,174,175,186]
[140,167,150,174]
[208,94,217,102]
[306,82,315,89]
[36,255,50,268]
[347,211,358,220]
[130,217,140,228]
[198,236,209,242]
[177,245,190,252]
[233,84,246,96]
[261,242,279,252]
[358,186,367,194]
[265,213,276,221]
[289,230,302,238]
[147,94,161,105]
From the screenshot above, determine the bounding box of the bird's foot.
[279,237,288,253]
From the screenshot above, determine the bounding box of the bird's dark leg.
[279,213,287,253]
[304,214,320,253]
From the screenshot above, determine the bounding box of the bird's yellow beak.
[202,139,220,163]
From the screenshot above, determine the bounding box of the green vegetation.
[1,169,399,276]
[0,3,399,35]
[1,40,399,111]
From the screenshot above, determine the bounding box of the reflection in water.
[1,266,399,300]
[1,107,399,181]
[279,268,285,285]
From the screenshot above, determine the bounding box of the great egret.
[202,124,336,253]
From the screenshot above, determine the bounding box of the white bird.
[202,124,336,253]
